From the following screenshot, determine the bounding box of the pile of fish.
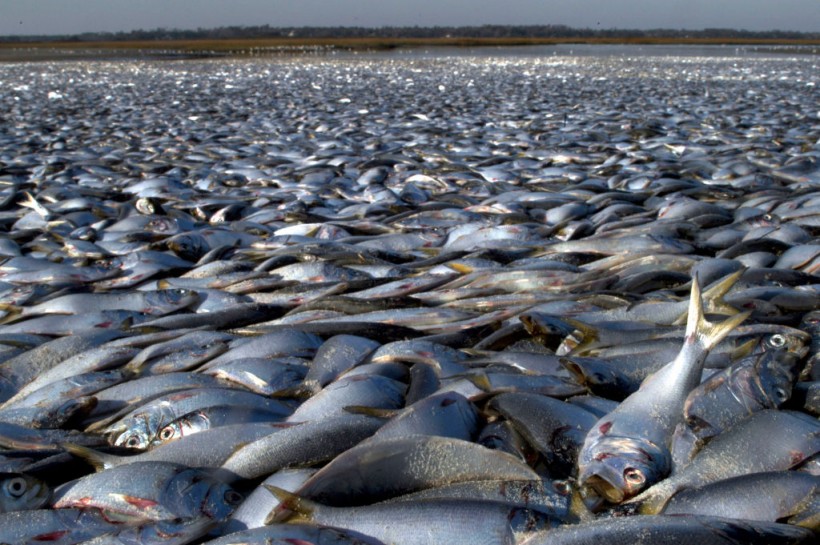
[0,47,818,544]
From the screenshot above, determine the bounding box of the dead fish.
[267,486,555,545]
[51,461,242,522]
[0,508,121,545]
[629,409,820,514]
[577,277,749,505]
[662,471,819,530]
[519,514,812,545]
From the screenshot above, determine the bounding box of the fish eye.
[768,334,786,348]
[158,425,176,441]
[623,467,645,486]
[224,490,243,505]
[553,480,571,496]
[123,435,143,448]
[5,477,27,498]
[774,387,789,402]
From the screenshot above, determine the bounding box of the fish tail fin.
[18,191,50,218]
[685,275,750,352]
[673,268,744,325]
[446,262,474,274]
[122,357,146,376]
[463,372,493,393]
[730,338,757,360]
[556,317,598,356]
[263,485,316,524]
[0,303,23,324]
[61,443,118,471]
[702,268,746,315]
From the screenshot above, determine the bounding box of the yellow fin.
[0,303,22,325]
[263,485,316,524]
[684,275,750,352]
[61,442,117,472]
[673,268,744,325]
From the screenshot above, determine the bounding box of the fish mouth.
[584,474,625,503]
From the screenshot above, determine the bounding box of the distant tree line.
[2,24,818,42]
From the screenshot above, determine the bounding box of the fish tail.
[702,268,746,314]
[446,262,474,274]
[61,443,117,471]
[673,269,744,325]
[122,357,146,375]
[18,191,50,218]
[263,485,316,524]
[463,372,493,393]
[730,338,757,360]
[0,303,22,324]
[684,274,750,352]
[556,317,598,356]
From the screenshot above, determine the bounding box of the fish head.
[203,482,244,521]
[174,471,243,521]
[109,407,169,450]
[755,349,800,407]
[149,411,211,448]
[761,331,808,355]
[152,288,201,311]
[578,436,668,504]
[0,473,49,512]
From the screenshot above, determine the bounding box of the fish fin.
[122,357,147,376]
[270,383,315,400]
[564,481,596,524]
[446,262,474,274]
[84,412,126,433]
[0,303,23,324]
[556,317,598,356]
[18,191,50,218]
[559,358,591,389]
[730,338,757,360]
[673,269,744,325]
[684,275,750,352]
[454,372,490,393]
[263,485,316,524]
[61,443,117,471]
[156,279,172,289]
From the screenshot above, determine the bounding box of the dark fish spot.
[440,397,457,407]
[598,421,612,434]
[33,532,69,542]
[637,448,654,461]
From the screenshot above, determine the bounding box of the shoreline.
[1,36,819,62]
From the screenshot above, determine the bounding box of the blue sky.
[1,0,818,36]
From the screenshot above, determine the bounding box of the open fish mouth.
[584,473,625,503]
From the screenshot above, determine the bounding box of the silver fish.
[577,277,749,504]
